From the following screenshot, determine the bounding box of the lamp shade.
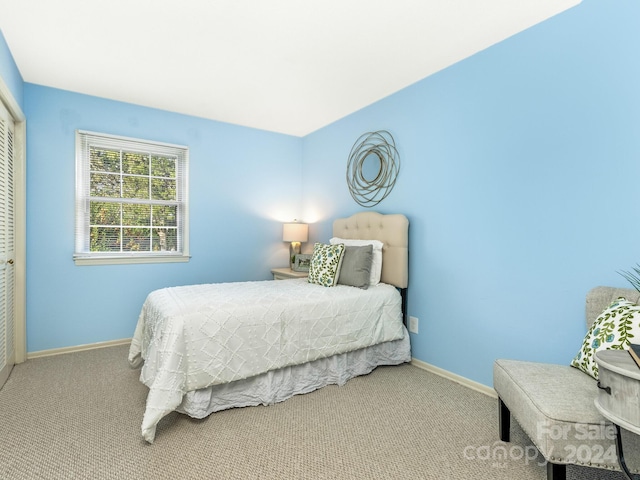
[283,223,308,242]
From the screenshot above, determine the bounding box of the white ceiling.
[1,0,581,137]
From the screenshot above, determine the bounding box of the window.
[74,130,189,265]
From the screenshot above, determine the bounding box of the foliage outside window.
[74,131,189,265]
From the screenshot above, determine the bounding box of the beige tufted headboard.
[333,212,409,289]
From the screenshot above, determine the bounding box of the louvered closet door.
[0,100,15,389]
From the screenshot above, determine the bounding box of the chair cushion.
[495,359,601,425]
[493,358,640,471]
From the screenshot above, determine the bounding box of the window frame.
[74,130,190,266]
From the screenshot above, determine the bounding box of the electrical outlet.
[408,316,419,334]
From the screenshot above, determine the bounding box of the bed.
[128,211,410,443]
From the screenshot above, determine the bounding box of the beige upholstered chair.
[494,286,640,480]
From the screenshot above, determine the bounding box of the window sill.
[73,254,191,266]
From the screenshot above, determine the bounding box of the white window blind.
[74,130,189,265]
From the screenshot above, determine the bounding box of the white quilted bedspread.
[128,278,404,442]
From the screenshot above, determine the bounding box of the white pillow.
[329,237,383,286]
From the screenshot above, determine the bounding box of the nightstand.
[271,267,308,280]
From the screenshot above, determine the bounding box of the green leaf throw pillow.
[308,243,345,287]
[570,297,640,379]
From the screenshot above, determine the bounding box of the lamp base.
[289,242,301,269]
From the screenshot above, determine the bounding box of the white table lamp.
[283,222,308,269]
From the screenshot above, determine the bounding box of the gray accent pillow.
[338,245,373,289]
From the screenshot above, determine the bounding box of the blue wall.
[301,0,640,386]
[24,84,302,352]
[0,30,23,109]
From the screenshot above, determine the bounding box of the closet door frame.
[0,77,26,369]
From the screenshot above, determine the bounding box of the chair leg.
[546,461,566,480]
[498,397,510,442]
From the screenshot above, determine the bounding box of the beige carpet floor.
[0,344,630,479]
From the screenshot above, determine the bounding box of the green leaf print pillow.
[307,243,345,287]
[571,297,640,379]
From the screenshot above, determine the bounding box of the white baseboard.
[27,338,132,360]
[411,357,497,399]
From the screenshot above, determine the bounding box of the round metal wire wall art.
[346,130,400,207]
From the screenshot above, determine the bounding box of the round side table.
[595,349,640,480]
